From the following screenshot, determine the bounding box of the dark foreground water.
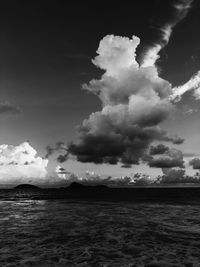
[1,199,200,266]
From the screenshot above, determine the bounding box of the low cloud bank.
[54,167,200,186]
[0,142,48,185]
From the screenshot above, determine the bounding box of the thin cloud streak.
[141,0,194,67]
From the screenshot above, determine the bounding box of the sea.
[1,197,200,266]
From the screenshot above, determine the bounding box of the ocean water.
[1,199,200,266]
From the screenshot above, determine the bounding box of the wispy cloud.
[170,71,200,102]
[141,0,194,67]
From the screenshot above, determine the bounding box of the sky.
[0,0,200,185]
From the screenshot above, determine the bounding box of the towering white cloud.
[67,35,182,166]
[0,142,48,184]
[92,35,140,76]
[141,0,193,67]
[52,1,196,174]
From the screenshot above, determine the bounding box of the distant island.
[0,181,198,204]
[14,184,41,190]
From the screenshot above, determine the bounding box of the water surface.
[0,199,200,266]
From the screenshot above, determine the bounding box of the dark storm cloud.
[68,124,182,166]
[0,102,21,116]
[68,130,150,165]
[189,158,200,169]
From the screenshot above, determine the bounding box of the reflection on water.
[1,200,200,266]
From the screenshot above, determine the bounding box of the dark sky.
[0,0,200,180]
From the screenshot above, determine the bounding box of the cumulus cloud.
[146,147,184,168]
[0,142,48,184]
[189,158,200,170]
[0,102,21,116]
[66,35,183,166]
[141,0,193,67]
